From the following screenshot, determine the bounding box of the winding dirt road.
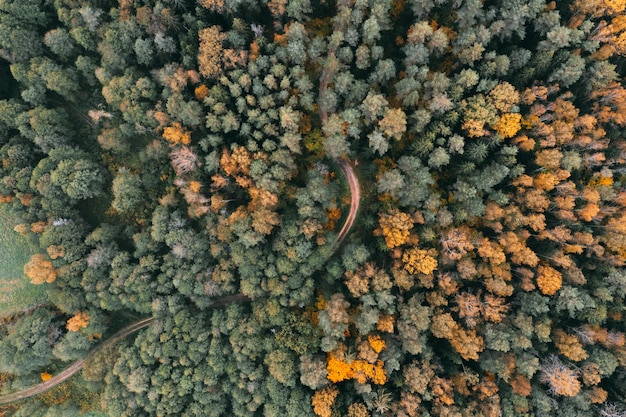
[0,317,154,405]
[318,50,362,246]
[0,44,364,407]
[335,159,360,244]
[0,293,257,405]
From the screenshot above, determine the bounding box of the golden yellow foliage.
[376,209,414,249]
[536,264,563,295]
[326,352,353,383]
[589,386,608,404]
[40,372,52,382]
[31,221,47,233]
[312,386,338,417]
[431,313,484,360]
[449,328,485,361]
[24,254,57,284]
[326,352,387,385]
[67,311,90,332]
[493,113,522,138]
[47,245,65,260]
[198,26,226,79]
[377,314,395,333]
[582,363,602,386]
[347,402,370,417]
[368,335,386,354]
[194,84,210,100]
[221,146,251,177]
[477,238,506,265]
[482,294,509,323]
[188,180,202,193]
[577,202,600,222]
[199,0,224,12]
[163,122,191,146]
[430,377,455,406]
[534,172,560,191]
[553,329,588,361]
[402,248,438,275]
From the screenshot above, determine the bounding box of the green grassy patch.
[0,208,46,316]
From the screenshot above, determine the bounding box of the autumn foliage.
[536,264,563,295]
[540,357,582,397]
[66,312,90,332]
[24,254,57,284]
[312,386,338,417]
[2,0,626,416]
[326,350,387,385]
[375,209,414,248]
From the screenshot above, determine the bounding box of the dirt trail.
[335,159,360,244]
[318,51,361,246]
[0,294,253,405]
[0,317,154,405]
[0,46,364,407]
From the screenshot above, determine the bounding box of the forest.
[0,0,625,415]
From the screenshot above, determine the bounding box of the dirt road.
[335,159,360,244]
[0,317,154,405]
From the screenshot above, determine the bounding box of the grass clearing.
[0,208,46,316]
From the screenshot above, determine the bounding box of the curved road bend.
[0,156,361,407]
[0,57,364,403]
[0,317,154,405]
[335,159,361,245]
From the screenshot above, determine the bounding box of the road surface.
[335,159,360,244]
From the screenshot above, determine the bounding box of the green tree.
[111,169,144,214]
[0,308,55,375]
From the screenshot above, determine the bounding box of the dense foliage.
[0,0,625,415]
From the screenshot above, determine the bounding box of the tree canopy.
[0,0,625,416]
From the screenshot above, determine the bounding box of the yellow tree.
[536,264,563,295]
[493,113,522,138]
[553,329,588,361]
[375,209,414,248]
[162,122,191,146]
[198,26,226,78]
[24,254,57,284]
[67,312,90,332]
[312,386,338,417]
[402,248,438,276]
[540,357,581,397]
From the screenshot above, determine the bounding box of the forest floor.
[0,208,46,316]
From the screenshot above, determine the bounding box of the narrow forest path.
[0,294,257,404]
[0,155,362,405]
[0,49,366,407]
[0,317,154,405]
[335,159,361,245]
